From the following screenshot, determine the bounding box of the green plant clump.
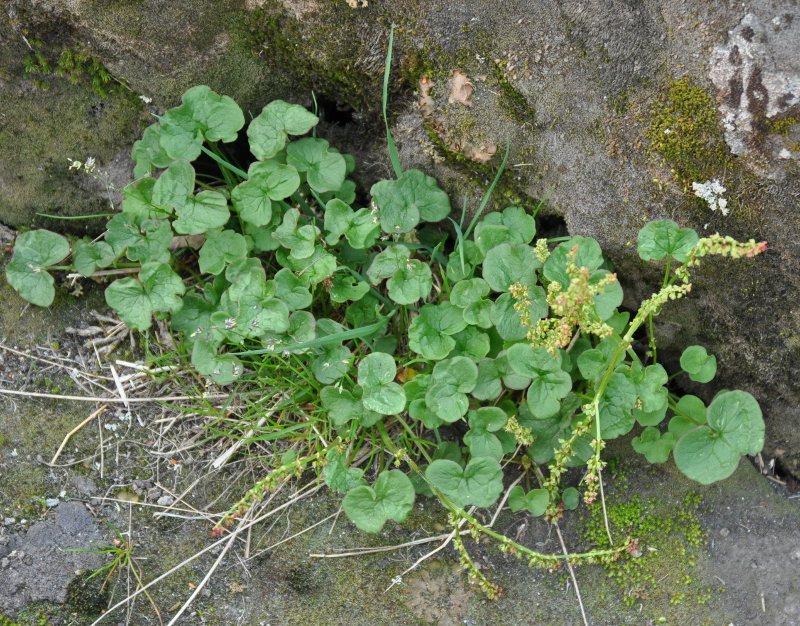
[23,43,123,97]
[5,46,768,595]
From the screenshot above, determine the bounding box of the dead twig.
[50,404,108,465]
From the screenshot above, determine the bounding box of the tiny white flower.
[139,95,153,104]
[84,156,96,172]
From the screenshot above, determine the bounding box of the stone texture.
[0,501,103,611]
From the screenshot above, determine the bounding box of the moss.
[491,64,537,124]
[766,116,799,135]
[645,78,731,186]
[65,570,109,616]
[0,26,145,231]
[0,607,55,626]
[579,491,717,620]
[22,40,126,98]
[240,1,387,113]
[422,119,533,212]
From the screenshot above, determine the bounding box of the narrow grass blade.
[463,139,511,239]
[383,25,403,178]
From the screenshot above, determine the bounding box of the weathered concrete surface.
[0,502,104,611]
[1,0,798,477]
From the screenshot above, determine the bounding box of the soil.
[1,262,799,626]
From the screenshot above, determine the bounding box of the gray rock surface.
[0,501,104,611]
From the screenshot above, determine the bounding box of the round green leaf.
[543,236,603,286]
[673,391,763,484]
[680,345,717,383]
[597,372,638,439]
[321,386,367,426]
[472,358,504,401]
[561,487,580,510]
[371,169,451,234]
[132,124,173,177]
[448,326,491,359]
[152,160,195,211]
[248,100,319,160]
[72,240,116,278]
[324,449,366,494]
[329,273,369,303]
[173,190,230,235]
[425,457,504,508]
[450,278,490,308]
[342,470,415,533]
[311,344,352,384]
[408,303,467,360]
[358,352,397,387]
[198,229,248,275]
[632,427,676,464]
[508,486,549,516]
[180,85,245,143]
[482,243,541,292]
[159,105,203,162]
[6,230,70,306]
[104,262,185,330]
[637,220,698,263]
[386,260,432,305]
[286,137,346,193]
[491,292,533,341]
[272,267,312,310]
[506,344,572,419]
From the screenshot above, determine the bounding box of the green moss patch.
[580,491,719,621]
[646,78,731,186]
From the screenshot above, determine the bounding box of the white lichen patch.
[692,179,729,216]
[709,12,800,156]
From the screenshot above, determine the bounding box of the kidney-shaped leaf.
[482,243,541,292]
[371,169,451,234]
[286,137,346,193]
[506,344,572,419]
[673,390,763,484]
[342,469,415,533]
[508,486,549,516]
[104,262,186,330]
[637,220,698,263]
[680,345,717,383]
[631,427,676,464]
[6,230,70,306]
[248,100,319,160]
[426,457,504,508]
[408,303,467,360]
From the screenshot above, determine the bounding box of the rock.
[157,495,175,507]
[67,474,98,498]
[0,501,104,611]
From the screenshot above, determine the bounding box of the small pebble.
[45,498,60,508]
[157,495,174,507]
[719,527,730,537]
